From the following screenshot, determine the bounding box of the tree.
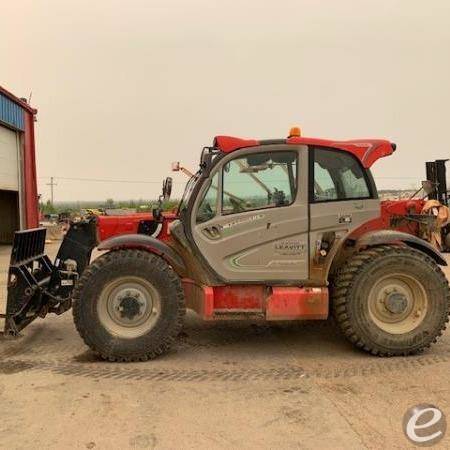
[41,200,56,214]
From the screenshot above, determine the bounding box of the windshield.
[177,171,200,215]
[176,148,221,215]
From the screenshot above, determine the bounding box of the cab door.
[309,147,381,265]
[191,145,309,283]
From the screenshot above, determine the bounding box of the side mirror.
[162,177,173,201]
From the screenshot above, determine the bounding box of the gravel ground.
[0,243,449,449]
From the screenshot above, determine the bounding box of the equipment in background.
[425,160,450,251]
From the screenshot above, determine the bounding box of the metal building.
[0,85,38,243]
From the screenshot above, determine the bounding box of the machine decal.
[274,240,306,255]
[267,260,302,266]
[221,214,265,230]
[229,247,303,269]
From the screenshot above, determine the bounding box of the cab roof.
[213,135,396,169]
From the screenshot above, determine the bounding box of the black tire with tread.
[332,245,450,356]
[72,249,186,362]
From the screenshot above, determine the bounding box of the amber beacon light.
[288,126,301,138]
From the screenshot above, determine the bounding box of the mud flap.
[2,220,97,335]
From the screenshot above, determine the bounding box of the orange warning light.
[288,126,301,138]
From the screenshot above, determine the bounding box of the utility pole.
[46,177,57,205]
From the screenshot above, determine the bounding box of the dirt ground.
[0,243,449,449]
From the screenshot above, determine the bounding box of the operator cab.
[170,127,392,285]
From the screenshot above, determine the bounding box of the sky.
[1,0,450,202]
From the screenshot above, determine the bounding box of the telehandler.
[4,128,450,361]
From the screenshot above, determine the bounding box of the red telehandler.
[3,129,450,361]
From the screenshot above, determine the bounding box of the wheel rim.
[97,276,161,339]
[368,272,428,334]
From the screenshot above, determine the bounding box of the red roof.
[213,135,395,168]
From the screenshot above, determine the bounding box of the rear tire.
[73,250,185,362]
[332,245,450,356]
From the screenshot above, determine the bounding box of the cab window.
[222,151,297,215]
[313,148,371,202]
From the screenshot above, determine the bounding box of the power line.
[37,175,421,184]
[38,176,186,184]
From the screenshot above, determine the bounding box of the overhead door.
[0,125,20,243]
[0,190,19,243]
[0,125,19,191]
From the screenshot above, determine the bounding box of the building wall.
[0,86,38,230]
[0,92,25,130]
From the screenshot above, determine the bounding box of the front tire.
[73,250,185,362]
[332,246,450,356]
